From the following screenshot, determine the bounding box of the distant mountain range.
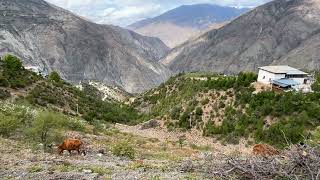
[128,4,249,48]
[0,0,171,93]
[161,0,320,74]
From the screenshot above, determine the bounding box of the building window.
[263,76,265,79]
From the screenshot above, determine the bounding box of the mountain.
[128,4,249,48]
[0,0,171,93]
[161,0,320,74]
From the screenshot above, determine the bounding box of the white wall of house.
[291,78,305,85]
[257,69,285,84]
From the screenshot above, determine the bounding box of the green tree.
[3,54,23,72]
[26,111,64,146]
[0,113,20,137]
[48,71,61,83]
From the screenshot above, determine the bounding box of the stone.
[139,119,160,130]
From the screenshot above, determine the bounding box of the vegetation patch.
[112,141,136,159]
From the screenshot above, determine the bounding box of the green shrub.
[25,111,64,146]
[112,141,135,159]
[170,106,182,120]
[0,113,20,137]
[0,54,39,88]
[2,54,23,72]
[48,71,61,83]
[310,126,320,145]
[312,72,320,92]
[0,89,10,99]
[201,98,210,105]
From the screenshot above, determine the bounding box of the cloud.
[45,0,271,26]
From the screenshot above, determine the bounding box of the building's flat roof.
[273,79,300,88]
[259,65,307,75]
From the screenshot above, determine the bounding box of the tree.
[48,71,61,83]
[3,54,23,73]
[26,111,64,147]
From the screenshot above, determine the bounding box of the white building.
[257,65,312,92]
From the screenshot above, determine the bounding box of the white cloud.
[45,0,271,26]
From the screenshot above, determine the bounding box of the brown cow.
[252,144,280,157]
[58,139,84,155]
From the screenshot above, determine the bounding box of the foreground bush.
[25,111,65,146]
[0,113,20,137]
[0,101,85,147]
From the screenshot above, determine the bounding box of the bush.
[48,71,61,83]
[0,113,20,137]
[0,54,39,88]
[170,106,182,120]
[2,54,23,72]
[310,126,320,145]
[312,72,320,92]
[25,111,64,146]
[0,89,11,99]
[112,141,135,159]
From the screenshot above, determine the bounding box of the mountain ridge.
[161,0,320,74]
[128,4,249,48]
[0,0,171,93]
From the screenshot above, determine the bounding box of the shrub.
[0,54,39,88]
[25,111,64,146]
[201,98,210,105]
[310,126,320,145]
[2,54,23,72]
[170,106,182,120]
[0,113,20,137]
[0,89,10,99]
[312,72,320,92]
[48,71,63,84]
[112,141,135,159]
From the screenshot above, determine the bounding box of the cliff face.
[161,0,320,74]
[0,0,171,93]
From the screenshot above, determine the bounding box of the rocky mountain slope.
[0,0,171,93]
[128,4,249,48]
[161,0,320,74]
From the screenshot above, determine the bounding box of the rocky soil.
[0,123,251,180]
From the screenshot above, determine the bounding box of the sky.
[46,0,271,27]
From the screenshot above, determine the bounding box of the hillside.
[0,55,142,125]
[133,72,320,148]
[128,4,248,48]
[1,55,320,179]
[0,0,171,93]
[161,0,320,74]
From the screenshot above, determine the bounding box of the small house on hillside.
[257,65,312,93]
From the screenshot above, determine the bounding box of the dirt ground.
[0,122,252,180]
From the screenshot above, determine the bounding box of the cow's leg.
[59,149,64,155]
[68,150,72,155]
[77,148,81,155]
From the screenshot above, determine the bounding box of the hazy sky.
[46,0,271,26]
